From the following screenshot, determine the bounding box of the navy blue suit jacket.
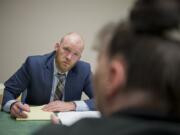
[2,51,95,110]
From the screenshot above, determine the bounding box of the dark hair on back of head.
[130,0,180,35]
[107,0,180,118]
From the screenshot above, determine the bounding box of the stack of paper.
[16,105,101,125]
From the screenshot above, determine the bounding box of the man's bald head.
[60,32,84,52]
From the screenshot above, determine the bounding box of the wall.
[0,0,134,83]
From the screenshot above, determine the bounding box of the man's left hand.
[42,101,76,112]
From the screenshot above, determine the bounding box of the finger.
[11,101,20,112]
[47,103,67,112]
[11,108,25,118]
[15,109,27,118]
[46,106,59,112]
[51,113,60,124]
[42,103,53,110]
[11,103,19,113]
[22,104,30,112]
[43,105,56,111]
[10,103,20,117]
[10,109,17,118]
[44,103,61,111]
[42,100,62,111]
[42,104,49,111]
[16,102,30,113]
[17,103,28,112]
[16,101,23,107]
[14,102,29,118]
[42,102,57,111]
[18,111,28,118]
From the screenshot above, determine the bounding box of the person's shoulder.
[76,60,90,68]
[35,117,153,135]
[33,118,102,135]
[33,124,68,135]
[25,51,55,64]
[67,117,122,135]
[26,51,55,60]
[72,61,91,74]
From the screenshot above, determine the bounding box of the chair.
[0,83,5,105]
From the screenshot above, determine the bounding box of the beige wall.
[0,0,134,83]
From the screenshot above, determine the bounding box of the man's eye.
[74,53,78,56]
[63,48,70,52]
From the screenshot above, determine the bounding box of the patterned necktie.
[54,73,66,101]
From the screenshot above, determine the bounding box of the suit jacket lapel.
[43,52,55,102]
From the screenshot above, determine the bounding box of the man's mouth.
[63,61,70,66]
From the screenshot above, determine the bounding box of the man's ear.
[106,58,126,99]
[54,43,60,51]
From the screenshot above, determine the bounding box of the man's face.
[55,39,83,73]
[93,49,110,113]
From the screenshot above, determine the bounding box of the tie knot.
[57,73,66,83]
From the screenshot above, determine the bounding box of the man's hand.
[42,101,76,112]
[10,101,30,118]
[51,113,60,124]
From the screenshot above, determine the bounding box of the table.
[0,111,50,135]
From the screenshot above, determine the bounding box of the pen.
[19,102,25,114]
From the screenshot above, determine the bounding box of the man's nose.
[66,53,73,60]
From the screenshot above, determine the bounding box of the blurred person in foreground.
[34,0,180,134]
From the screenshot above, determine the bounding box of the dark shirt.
[33,108,180,135]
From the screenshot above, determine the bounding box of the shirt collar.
[53,58,68,76]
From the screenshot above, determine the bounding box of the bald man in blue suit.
[2,32,94,118]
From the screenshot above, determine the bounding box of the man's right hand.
[10,101,30,118]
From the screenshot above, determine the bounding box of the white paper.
[57,111,101,126]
